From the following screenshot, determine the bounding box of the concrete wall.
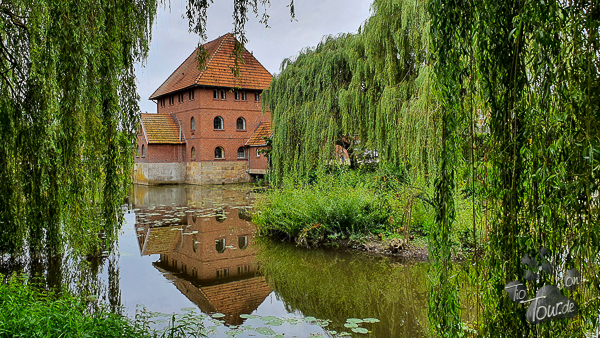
[134,161,250,185]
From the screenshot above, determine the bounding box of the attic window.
[220,90,226,100]
[235,91,240,100]
[213,89,218,99]
[241,91,247,100]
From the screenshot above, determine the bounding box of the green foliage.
[0,0,157,256]
[253,171,394,243]
[431,0,600,336]
[0,274,150,337]
[264,0,439,184]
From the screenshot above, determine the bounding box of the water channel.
[1,184,431,337]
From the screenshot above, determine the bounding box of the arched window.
[215,147,224,159]
[215,239,225,253]
[238,236,248,250]
[214,116,224,130]
[190,117,195,131]
[237,147,246,158]
[236,117,246,130]
[141,144,145,156]
[191,147,196,160]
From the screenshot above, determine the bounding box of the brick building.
[134,33,273,185]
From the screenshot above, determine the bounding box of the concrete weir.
[134,162,250,185]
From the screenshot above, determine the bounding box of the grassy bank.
[0,274,205,338]
[253,167,478,252]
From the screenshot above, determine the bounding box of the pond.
[1,184,431,337]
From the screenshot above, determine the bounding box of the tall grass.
[254,169,403,244]
[0,274,206,338]
[254,167,478,250]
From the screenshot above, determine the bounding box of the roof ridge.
[195,33,230,86]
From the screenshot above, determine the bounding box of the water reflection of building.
[133,185,271,325]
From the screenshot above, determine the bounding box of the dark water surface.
[2,184,431,337]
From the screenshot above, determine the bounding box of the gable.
[246,121,272,146]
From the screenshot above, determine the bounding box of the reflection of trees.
[256,240,430,337]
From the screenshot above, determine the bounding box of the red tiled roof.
[140,113,182,144]
[149,33,272,100]
[245,122,271,146]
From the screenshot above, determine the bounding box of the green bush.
[254,173,394,244]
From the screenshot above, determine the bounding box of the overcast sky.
[135,0,373,113]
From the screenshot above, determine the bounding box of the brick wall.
[248,146,269,172]
[156,87,270,163]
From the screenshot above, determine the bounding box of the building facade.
[134,33,272,185]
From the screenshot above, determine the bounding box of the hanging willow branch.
[265,0,439,185]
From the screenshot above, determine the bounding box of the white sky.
[135,0,373,113]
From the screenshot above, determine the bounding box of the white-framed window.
[215,146,224,159]
[214,116,224,130]
[241,91,247,100]
[236,117,246,130]
[254,92,260,102]
[237,147,246,158]
[213,89,218,99]
[256,148,260,157]
[220,90,226,100]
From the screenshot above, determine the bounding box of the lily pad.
[362,318,380,323]
[346,318,363,324]
[211,313,226,318]
[304,316,317,322]
[328,331,337,335]
[344,323,359,328]
[226,330,243,336]
[352,327,369,334]
[253,327,276,335]
[239,314,257,319]
[267,318,284,326]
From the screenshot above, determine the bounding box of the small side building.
[245,121,272,180]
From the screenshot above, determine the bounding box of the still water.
[2,184,431,337]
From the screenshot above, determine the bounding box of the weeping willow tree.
[265,0,439,184]
[0,0,293,257]
[431,0,600,336]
